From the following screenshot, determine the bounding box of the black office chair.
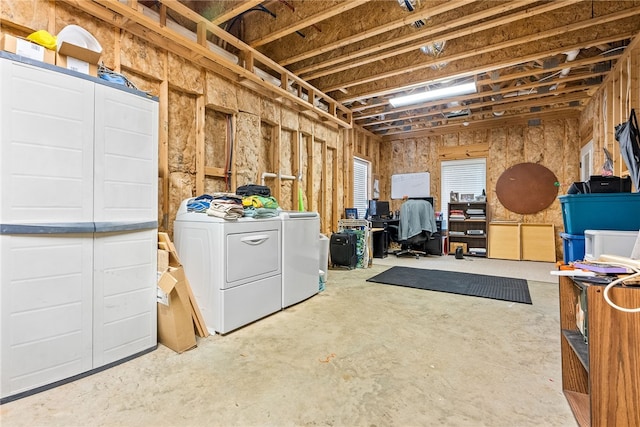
[394,199,438,259]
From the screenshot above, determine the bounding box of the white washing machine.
[280,211,320,308]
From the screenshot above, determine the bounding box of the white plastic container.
[584,229,640,260]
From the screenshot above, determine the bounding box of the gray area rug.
[366,266,532,304]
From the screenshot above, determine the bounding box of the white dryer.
[174,200,282,334]
[280,211,320,308]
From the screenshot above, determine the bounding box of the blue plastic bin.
[560,232,585,263]
[559,193,640,235]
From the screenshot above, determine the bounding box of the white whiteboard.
[391,172,430,199]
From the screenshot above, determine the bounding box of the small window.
[441,158,486,218]
[353,157,370,219]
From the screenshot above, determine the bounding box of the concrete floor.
[0,256,577,427]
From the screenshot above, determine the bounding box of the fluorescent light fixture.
[389,82,477,107]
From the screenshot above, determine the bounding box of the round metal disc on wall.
[495,162,558,214]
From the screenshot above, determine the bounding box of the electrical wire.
[225,115,234,192]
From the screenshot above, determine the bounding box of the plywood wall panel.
[119,70,161,100]
[327,147,335,226]
[314,124,333,145]
[168,172,193,234]
[204,177,227,194]
[299,115,314,135]
[205,72,238,112]
[260,98,278,124]
[525,126,545,164]
[235,112,261,186]
[488,128,509,221]
[386,119,580,260]
[312,139,323,218]
[300,134,310,209]
[168,53,202,94]
[1,0,48,33]
[119,33,164,82]
[281,108,299,130]
[237,87,260,116]
[280,130,294,176]
[205,109,225,169]
[168,89,197,173]
[507,126,526,161]
[259,121,274,177]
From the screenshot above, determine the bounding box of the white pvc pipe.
[261,172,277,185]
[261,172,296,185]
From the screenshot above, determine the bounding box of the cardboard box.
[158,248,170,272]
[56,53,98,76]
[157,233,209,338]
[56,41,101,77]
[0,34,55,64]
[157,267,197,353]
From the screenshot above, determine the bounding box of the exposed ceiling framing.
[98,1,640,138]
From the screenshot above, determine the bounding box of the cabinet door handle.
[240,234,269,245]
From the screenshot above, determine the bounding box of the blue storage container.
[558,193,640,235]
[560,232,585,263]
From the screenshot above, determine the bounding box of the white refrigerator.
[0,53,159,402]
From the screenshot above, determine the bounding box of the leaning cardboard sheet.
[157,232,209,353]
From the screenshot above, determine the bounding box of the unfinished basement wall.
[343,126,382,218]
[580,34,640,184]
[381,119,580,260]
[1,1,343,236]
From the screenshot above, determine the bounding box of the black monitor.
[368,200,390,218]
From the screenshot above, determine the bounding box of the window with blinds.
[440,158,486,217]
[353,157,370,219]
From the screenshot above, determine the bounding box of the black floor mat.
[366,266,532,304]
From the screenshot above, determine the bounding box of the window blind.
[440,158,486,217]
[353,157,369,219]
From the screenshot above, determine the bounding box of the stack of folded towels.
[186,192,280,220]
[242,195,279,218]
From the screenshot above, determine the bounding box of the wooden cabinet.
[447,202,488,257]
[559,276,640,426]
